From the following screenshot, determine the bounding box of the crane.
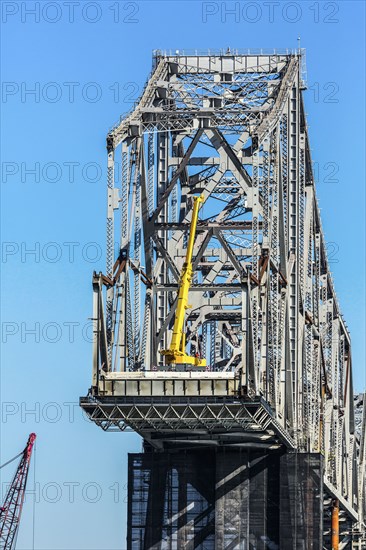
[161,195,206,368]
[0,433,36,550]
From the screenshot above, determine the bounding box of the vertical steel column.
[288,73,300,442]
[117,142,129,371]
[106,148,115,370]
[251,146,260,394]
[155,131,169,365]
[133,141,141,364]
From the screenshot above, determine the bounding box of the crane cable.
[0,451,23,469]
[32,440,36,550]
[0,441,37,547]
[0,449,25,549]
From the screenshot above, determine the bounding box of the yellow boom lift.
[161,195,206,368]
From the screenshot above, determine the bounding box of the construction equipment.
[0,433,36,550]
[161,194,206,367]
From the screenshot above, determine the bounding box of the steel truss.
[83,50,365,546]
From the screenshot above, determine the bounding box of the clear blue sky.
[1,1,365,548]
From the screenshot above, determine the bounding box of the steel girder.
[84,50,365,540]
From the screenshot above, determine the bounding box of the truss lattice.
[83,51,365,544]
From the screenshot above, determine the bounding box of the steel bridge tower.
[80,50,366,549]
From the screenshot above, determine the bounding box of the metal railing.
[152,48,303,58]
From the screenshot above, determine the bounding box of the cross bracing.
[83,50,365,543]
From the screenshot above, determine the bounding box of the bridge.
[80,50,366,549]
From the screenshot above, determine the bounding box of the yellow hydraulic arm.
[161,195,206,367]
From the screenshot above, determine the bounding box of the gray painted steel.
[80,50,366,548]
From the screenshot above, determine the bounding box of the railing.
[153,48,304,58]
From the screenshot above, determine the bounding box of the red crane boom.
[0,433,36,550]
